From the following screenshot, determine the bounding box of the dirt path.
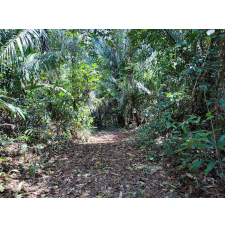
[1,130,182,198]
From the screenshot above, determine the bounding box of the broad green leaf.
[96,195,103,198]
[183,153,192,156]
[172,130,181,133]
[204,153,215,161]
[217,134,225,146]
[166,121,171,129]
[189,160,202,173]
[218,140,225,150]
[208,136,215,145]
[204,161,217,175]
[219,34,225,38]
[217,114,224,121]
[206,115,214,120]
[181,133,187,139]
[174,148,186,153]
[206,112,211,117]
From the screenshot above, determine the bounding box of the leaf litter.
[1,129,224,198]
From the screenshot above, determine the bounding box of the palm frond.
[86,90,102,113]
[134,80,152,95]
[19,51,60,76]
[0,29,47,67]
[119,92,129,113]
[0,97,25,119]
[108,75,118,84]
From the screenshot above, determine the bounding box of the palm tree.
[0,29,48,66]
[0,29,49,127]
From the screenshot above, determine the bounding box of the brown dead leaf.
[143,193,151,198]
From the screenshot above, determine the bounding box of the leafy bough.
[0,92,26,119]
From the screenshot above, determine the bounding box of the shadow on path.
[0,130,180,198]
[31,130,178,198]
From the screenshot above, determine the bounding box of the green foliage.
[1,29,225,181]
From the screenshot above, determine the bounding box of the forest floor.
[1,129,224,198]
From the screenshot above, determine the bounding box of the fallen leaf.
[186,173,196,179]
[144,193,150,198]
[18,181,24,192]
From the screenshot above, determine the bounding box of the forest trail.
[2,29,225,199]
[1,129,183,198]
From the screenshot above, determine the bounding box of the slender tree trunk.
[57,33,64,80]
[98,109,102,128]
[72,34,77,67]
[129,102,133,122]
[131,94,141,126]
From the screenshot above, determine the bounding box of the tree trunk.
[129,102,133,122]
[131,94,141,127]
[97,109,102,129]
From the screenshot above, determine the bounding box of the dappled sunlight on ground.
[0,130,179,198]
